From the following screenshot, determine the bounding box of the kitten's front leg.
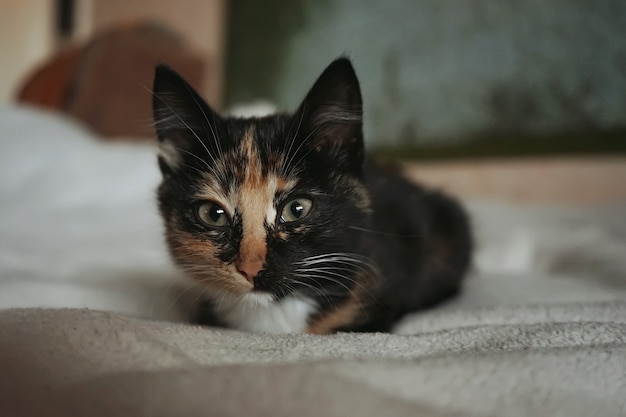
[305,293,364,334]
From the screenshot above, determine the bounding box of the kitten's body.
[153,58,471,334]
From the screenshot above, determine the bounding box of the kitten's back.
[346,160,472,331]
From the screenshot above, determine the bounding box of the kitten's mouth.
[250,281,272,294]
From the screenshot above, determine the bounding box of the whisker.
[294,268,381,306]
[281,102,306,176]
[297,254,380,276]
[171,145,220,177]
[349,225,423,239]
[299,252,373,262]
[293,272,367,311]
[211,111,224,158]
[143,273,190,321]
[289,278,337,309]
[294,270,377,294]
[182,82,224,160]
[282,125,323,175]
[309,260,379,280]
[163,276,211,320]
[294,252,382,303]
[148,87,218,166]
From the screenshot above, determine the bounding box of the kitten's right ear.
[152,65,219,176]
[290,57,364,175]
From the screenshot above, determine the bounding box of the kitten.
[152,58,472,334]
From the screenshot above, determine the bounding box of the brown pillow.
[17,21,206,140]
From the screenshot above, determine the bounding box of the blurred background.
[1,0,625,203]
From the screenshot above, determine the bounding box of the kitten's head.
[153,58,373,305]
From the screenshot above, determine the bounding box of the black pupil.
[290,201,304,218]
[209,205,224,222]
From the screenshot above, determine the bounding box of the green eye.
[280,198,313,223]
[196,201,229,227]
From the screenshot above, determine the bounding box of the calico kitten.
[152,58,472,334]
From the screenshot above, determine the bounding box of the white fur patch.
[212,292,317,334]
[265,202,277,226]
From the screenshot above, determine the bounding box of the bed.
[1,105,625,416]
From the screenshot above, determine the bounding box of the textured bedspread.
[1,302,625,417]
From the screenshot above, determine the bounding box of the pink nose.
[236,260,264,283]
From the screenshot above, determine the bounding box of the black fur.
[153,58,472,333]
[344,161,472,331]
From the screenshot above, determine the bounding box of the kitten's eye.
[280,198,313,223]
[196,201,229,227]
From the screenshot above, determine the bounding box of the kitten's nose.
[236,260,264,283]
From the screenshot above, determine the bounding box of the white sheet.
[0,106,190,320]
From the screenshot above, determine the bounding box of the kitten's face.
[153,59,371,305]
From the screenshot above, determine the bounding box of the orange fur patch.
[305,267,381,334]
[305,294,363,335]
[166,225,252,294]
[237,127,272,267]
[276,177,287,191]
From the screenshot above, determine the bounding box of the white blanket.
[1,106,625,416]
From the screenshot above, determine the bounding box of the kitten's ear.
[152,65,218,175]
[293,57,364,173]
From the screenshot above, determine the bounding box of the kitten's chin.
[239,292,275,308]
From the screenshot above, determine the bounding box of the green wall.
[226,0,626,150]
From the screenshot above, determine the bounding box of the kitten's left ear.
[293,57,364,173]
[152,65,220,176]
